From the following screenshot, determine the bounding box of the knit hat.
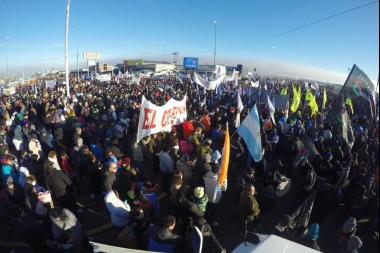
[305,223,319,240]
[77,138,83,145]
[347,236,363,251]
[40,127,47,133]
[6,176,13,184]
[203,153,212,163]
[343,218,357,233]
[194,187,205,199]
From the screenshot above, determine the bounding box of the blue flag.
[237,105,263,162]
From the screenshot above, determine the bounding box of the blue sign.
[183,57,198,69]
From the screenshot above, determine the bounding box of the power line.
[222,1,379,53]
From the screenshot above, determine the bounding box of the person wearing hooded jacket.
[203,162,227,227]
[104,188,131,232]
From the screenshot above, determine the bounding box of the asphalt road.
[2,158,377,253]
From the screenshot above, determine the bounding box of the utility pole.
[213,20,217,68]
[65,0,71,97]
[5,37,10,78]
[77,26,80,78]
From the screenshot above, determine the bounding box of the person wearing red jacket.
[201,111,211,138]
[182,116,194,141]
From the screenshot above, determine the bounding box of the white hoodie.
[104,191,131,227]
[203,171,227,204]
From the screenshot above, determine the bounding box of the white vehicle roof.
[232,235,320,253]
[90,241,160,253]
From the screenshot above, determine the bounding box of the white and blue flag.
[237,105,262,162]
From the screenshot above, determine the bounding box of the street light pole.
[77,26,80,78]
[5,37,10,78]
[213,20,217,69]
[65,0,71,97]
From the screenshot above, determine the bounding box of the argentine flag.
[237,105,262,162]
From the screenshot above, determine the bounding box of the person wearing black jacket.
[176,185,204,236]
[28,154,45,187]
[86,154,103,199]
[268,214,293,240]
[142,215,181,252]
[44,161,77,215]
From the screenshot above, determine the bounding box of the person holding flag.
[203,159,227,227]
[203,124,229,227]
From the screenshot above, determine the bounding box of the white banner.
[131,74,141,84]
[251,80,259,87]
[137,95,187,142]
[96,74,111,82]
[193,71,225,90]
[45,80,56,88]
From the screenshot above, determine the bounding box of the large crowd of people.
[0,73,378,253]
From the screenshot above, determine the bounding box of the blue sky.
[0,0,378,85]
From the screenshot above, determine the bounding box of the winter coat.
[103,170,117,193]
[177,196,204,219]
[176,159,192,186]
[143,226,181,250]
[44,170,72,199]
[182,120,194,140]
[178,140,194,158]
[59,156,76,178]
[104,190,130,227]
[237,190,260,222]
[203,171,227,204]
[191,195,209,212]
[50,208,84,242]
